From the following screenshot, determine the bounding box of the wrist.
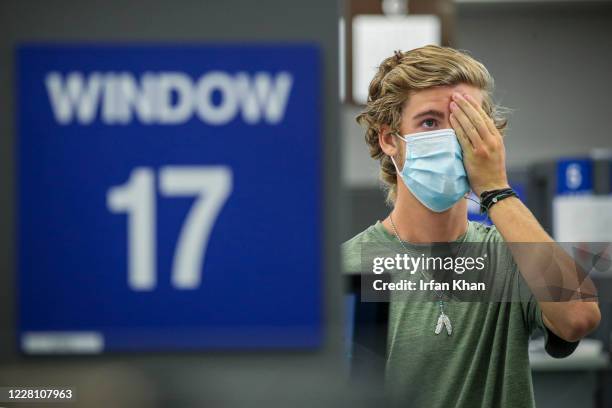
[487,197,521,225]
[481,188,519,216]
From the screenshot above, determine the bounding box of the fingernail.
[464,94,471,100]
[450,102,457,110]
[452,92,461,100]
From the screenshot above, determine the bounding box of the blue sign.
[17,44,322,353]
[557,158,593,195]
[466,191,489,224]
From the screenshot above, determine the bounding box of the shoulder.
[342,224,380,274]
[467,221,517,274]
[467,221,505,244]
[467,222,514,266]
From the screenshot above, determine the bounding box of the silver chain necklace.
[388,214,453,336]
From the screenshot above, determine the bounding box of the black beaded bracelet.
[479,188,517,214]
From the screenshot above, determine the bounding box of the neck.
[384,183,468,243]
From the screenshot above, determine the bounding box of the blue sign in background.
[557,158,593,195]
[17,45,322,352]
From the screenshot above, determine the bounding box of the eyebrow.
[412,110,446,121]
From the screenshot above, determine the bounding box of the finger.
[450,101,483,150]
[463,93,498,136]
[484,115,498,136]
[463,93,488,121]
[449,113,473,153]
[452,94,490,142]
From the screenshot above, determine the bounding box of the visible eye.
[421,118,438,129]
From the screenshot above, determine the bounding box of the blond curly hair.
[355,45,508,205]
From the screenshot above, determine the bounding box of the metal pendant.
[434,302,452,336]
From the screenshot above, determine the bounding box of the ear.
[379,124,401,157]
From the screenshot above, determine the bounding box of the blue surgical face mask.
[390,128,470,212]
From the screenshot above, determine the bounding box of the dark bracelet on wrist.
[479,188,517,214]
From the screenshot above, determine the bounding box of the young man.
[343,45,601,407]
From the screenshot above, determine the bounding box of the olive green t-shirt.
[343,221,576,408]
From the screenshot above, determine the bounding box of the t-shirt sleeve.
[515,260,579,358]
[342,240,361,274]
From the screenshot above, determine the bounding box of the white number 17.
[107,166,232,291]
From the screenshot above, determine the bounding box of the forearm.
[489,196,600,341]
[487,195,550,243]
[449,91,600,341]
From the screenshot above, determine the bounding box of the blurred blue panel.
[16,44,322,353]
[556,158,593,195]
[344,293,356,362]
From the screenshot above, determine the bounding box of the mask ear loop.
[463,191,491,224]
[464,192,480,206]
[389,132,407,174]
